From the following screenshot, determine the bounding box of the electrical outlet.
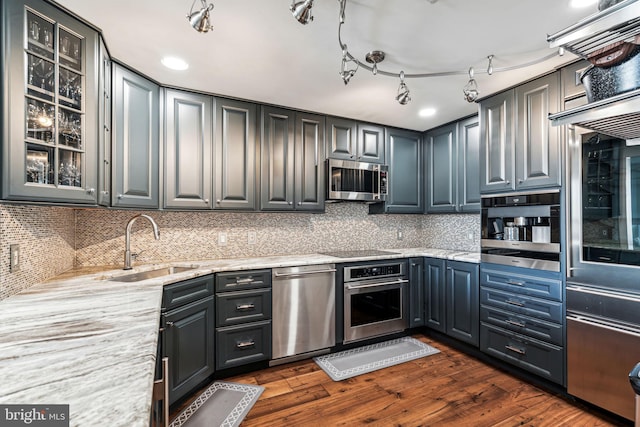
[248,231,257,245]
[10,244,20,272]
[218,232,227,246]
[397,230,403,240]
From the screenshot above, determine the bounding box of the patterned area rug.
[314,337,440,381]
[169,381,264,427]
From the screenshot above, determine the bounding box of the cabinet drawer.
[216,269,271,292]
[481,268,562,302]
[480,305,563,346]
[480,323,564,385]
[216,288,272,327]
[480,287,563,323]
[162,275,214,310]
[216,321,271,370]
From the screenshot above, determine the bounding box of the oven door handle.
[346,278,409,290]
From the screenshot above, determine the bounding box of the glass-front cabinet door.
[2,0,99,204]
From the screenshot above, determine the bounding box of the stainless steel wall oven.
[481,190,562,272]
[342,259,408,344]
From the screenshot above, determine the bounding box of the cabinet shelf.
[547,0,640,58]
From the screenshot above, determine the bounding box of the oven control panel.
[344,262,406,281]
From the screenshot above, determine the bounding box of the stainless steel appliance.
[343,259,409,343]
[271,264,336,364]
[567,284,640,421]
[327,158,388,202]
[481,190,561,272]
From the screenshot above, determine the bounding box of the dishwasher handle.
[273,268,336,278]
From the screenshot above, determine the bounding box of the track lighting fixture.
[187,0,214,33]
[291,0,314,25]
[294,0,562,105]
[396,72,411,105]
[339,46,359,85]
[462,67,479,103]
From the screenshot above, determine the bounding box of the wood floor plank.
[171,333,629,426]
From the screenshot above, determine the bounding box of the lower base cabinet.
[479,263,565,385]
[215,269,272,370]
[162,275,216,405]
[423,258,479,347]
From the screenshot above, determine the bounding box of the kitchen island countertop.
[0,248,478,427]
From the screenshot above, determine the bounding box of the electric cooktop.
[320,249,400,259]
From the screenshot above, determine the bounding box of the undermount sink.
[106,265,199,282]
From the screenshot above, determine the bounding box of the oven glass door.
[350,286,401,326]
[344,279,407,343]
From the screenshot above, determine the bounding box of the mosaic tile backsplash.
[0,205,75,301]
[1,202,479,300]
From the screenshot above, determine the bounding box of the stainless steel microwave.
[327,159,388,202]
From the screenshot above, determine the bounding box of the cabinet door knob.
[288,201,292,205]
[86,188,95,195]
[204,199,210,203]
[518,179,523,184]
[297,202,302,206]
[216,199,221,204]
[166,321,174,328]
[117,194,123,199]
[505,180,511,185]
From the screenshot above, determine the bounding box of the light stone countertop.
[0,248,478,427]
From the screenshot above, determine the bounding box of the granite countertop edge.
[0,248,479,427]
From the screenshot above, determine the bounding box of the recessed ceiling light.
[419,108,436,118]
[569,0,597,8]
[161,56,189,71]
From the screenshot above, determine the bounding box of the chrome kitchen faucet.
[123,214,160,270]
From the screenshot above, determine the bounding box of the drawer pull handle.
[166,321,174,328]
[236,340,255,349]
[506,319,526,328]
[506,299,524,307]
[507,280,525,286]
[236,303,255,311]
[505,345,526,355]
[235,278,254,284]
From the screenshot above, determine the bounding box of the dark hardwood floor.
[171,334,630,426]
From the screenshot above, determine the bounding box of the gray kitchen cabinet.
[479,90,515,194]
[514,73,561,190]
[112,63,159,208]
[424,258,479,347]
[445,260,479,346]
[214,98,257,210]
[327,118,384,164]
[384,128,423,213]
[164,89,214,209]
[161,275,215,405]
[479,263,565,385]
[261,106,325,211]
[2,0,99,204]
[425,116,480,213]
[424,257,446,333]
[425,123,457,213]
[215,269,272,370]
[97,36,111,206]
[457,116,481,212]
[561,59,589,110]
[480,72,561,194]
[409,257,425,328]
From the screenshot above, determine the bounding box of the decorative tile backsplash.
[0,205,75,301]
[1,202,479,301]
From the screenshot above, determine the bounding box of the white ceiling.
[55,0,597,131]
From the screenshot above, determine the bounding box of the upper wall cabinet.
[424,116,480,213]
[164,89,214,209]
[111,63,159,208]
[214,98,257,210]
[480,72,561,194]
[97,36,111,206]
[2,0,99,204]
[326,117,384,164]
[384,128,423,213]
[260,106,325,211]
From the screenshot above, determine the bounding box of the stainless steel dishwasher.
[271,264,336,364]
